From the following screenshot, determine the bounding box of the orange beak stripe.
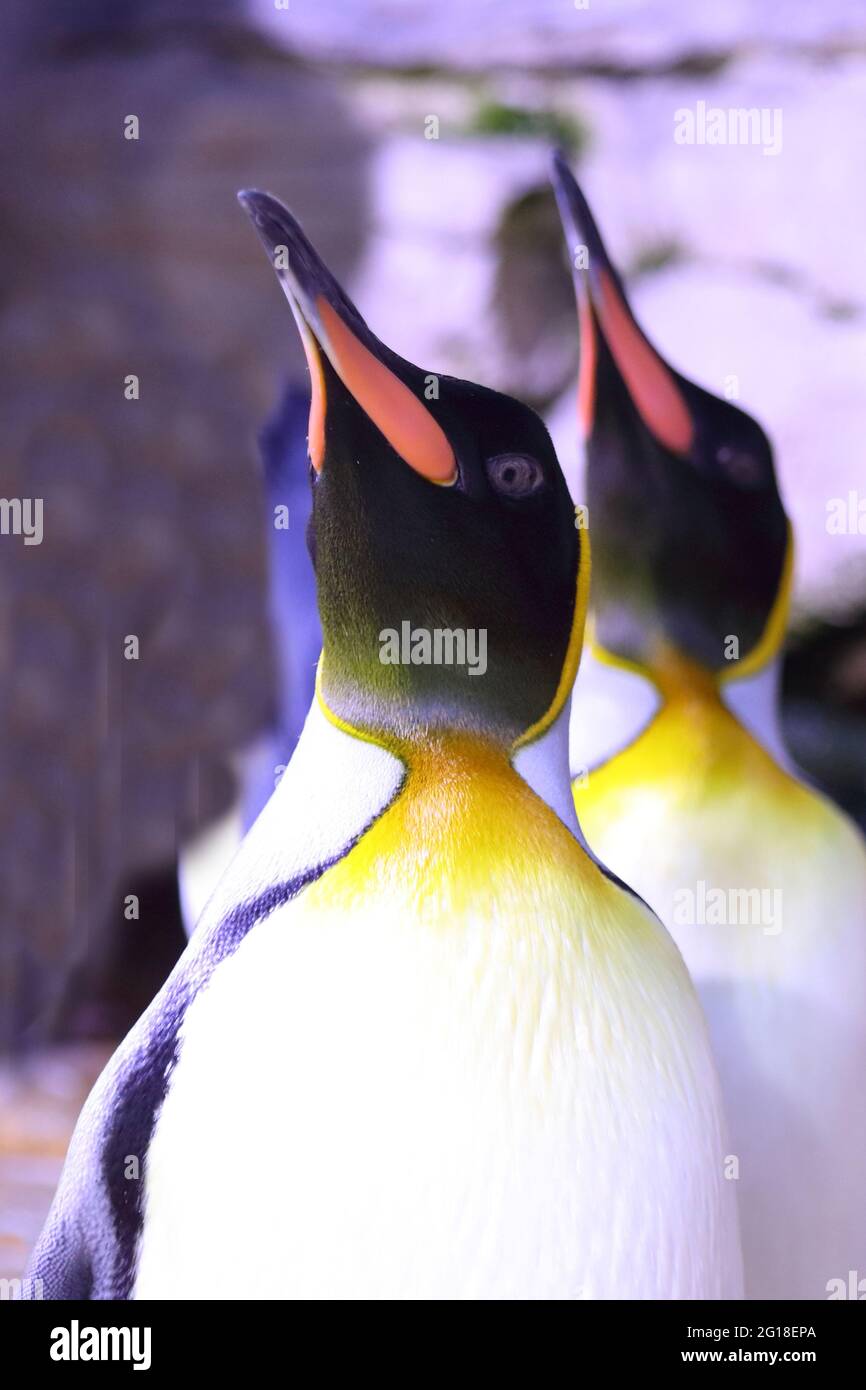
[297,314,327,474]
[576,281,597,441]
[594,269,693,456]
[317,299,457,485]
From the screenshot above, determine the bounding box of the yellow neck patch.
[575,675,794,829]
[303,728,613,928]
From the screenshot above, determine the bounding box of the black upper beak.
[548,151,694,457]
[549,150,637,331]
[237,189,458,486]
[237,189,375,358]
[550,150,610,294]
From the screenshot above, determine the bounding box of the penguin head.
[549,152,791,686]
[239,190,583,748]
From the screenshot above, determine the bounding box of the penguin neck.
[572,639,793,780]
[645,647,763,746]
[314,677,585,845]
[719,656,796,774]
[649,646,719,707]
[640,645,794,776]
[646,643,792,748]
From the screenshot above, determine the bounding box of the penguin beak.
[238,189,457,485]
[548,151,694,457]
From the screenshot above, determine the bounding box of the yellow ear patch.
[512,529,591,752]
[596,270,694,457]
[317,299,457,485]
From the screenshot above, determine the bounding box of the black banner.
[7,1298,862,1373]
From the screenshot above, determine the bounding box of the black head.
[550,152,791,682]
[239,190,583,748]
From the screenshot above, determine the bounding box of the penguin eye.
[715,444,762,489]
[486,452,545,499]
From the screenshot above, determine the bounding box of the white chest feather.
[136,894,741,1300]
[135,700,745,1295]
[134,711,741,1300]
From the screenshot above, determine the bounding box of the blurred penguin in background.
[551,150,866,1301]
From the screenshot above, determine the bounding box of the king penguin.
[550,150,866,1301]
[26,189,741,1301]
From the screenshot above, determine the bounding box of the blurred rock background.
[0,0,373,1053]
[2,0,866,1280]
